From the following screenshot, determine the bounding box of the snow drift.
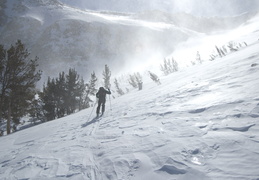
[0,13,259,180]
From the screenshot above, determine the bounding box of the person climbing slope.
[96,87,111,117]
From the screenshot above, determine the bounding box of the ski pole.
[109,95,112,111]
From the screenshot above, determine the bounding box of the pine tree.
[103,64,111,89]
[148,71,161,85]
[41,69,86,119]
[55,72,66,118]
[0,40,41,134]
[215,46,226,57]
[227,42,238,52]
[160,58,178,75]
[87,72,98,96]
[160,58,169,75]
[171,58,179,72]
[78,78,86,110]
[209,54,216,61]
[222,45,228,54]
[41,75,64,121]
[83,72,97,109]
[0,44,6,125]
[28,93,45,124]
[196,51,202,64]
[128,74,138,88]
[65,68,81,115]
[114,78,124,95]
[134,73,142,84]
[41,77,57,121]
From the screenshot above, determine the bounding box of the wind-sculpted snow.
[1,8,259,180]
[1,29,259,179]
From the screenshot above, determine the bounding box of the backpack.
[97,87,106,100]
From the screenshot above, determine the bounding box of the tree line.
[31,65,111,125]
[1,38,245,135]
[0,40,178,136]
[0,40,41,134]
[0,40,112,135]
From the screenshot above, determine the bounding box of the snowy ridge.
[58,0,259,17]
[0,0,193,81]
[1,0,257,83]
[1,25,259,179]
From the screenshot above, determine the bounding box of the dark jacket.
[96,87,111,102]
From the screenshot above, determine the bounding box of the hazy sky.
[59,0,259,16]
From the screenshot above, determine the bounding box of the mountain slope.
[0,0,257,82]
[0,16,259,179]
[0,0,191,80]
[59,0,259,17]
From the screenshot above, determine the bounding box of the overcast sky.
[59,0,259,16]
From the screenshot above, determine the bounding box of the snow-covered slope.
[59,0,259,17]
[0,14,259,180]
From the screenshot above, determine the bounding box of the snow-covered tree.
[128,73,142,89]
[128,74,138,88]
[148,71,161,85]
[227,41,239,52]
[160,58,178,75]
[65,68,84,114]
[103,64,111,89]
[83,72,98,109]
[114,78,124,96]
[196,51,202,64]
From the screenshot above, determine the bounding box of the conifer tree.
[196,51,202,64]
[65,68,81,115]
[41,69,86,119]
[128,74,138,88]
[56,72,67,118]
[171,58,179,72]
[83,72,97,109]
[160,58,169,75]
[87,72,98,96]
[227,42,238,52]
[148,71,161,85]
[0,40,41,134]
[28,93,45,123]
[114,78,124,96]
[160,58,178,75]
[134,72,142,85]
[215,46,225,57]
[128,73,142,89]
[41,77,57,121]
[103,64,111,89]
[78,78,86,110]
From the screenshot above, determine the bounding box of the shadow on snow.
[81,117,98,128]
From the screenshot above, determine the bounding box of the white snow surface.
[1,13,259,180]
